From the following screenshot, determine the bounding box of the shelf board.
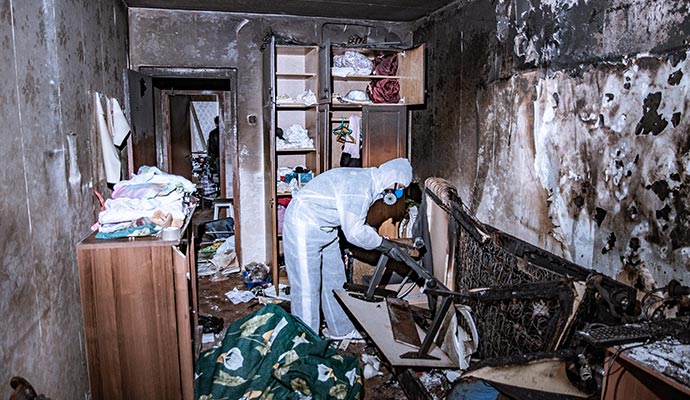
[276,44,319,52]
[276,148,316,154]
[276,192,293,197]
[333,74,402,80]
[276,103,317,109]
[277,72,317,78]
[330,101,406,108]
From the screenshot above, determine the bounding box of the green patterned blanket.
[195,304,362,400]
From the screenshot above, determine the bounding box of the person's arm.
[337,195,383,250]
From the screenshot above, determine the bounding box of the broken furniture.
[76,230,198,400]
[338,177,644,399]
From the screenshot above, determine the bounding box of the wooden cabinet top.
[77,230,180,250]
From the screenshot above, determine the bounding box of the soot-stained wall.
[0,0,128,397]
[128,9,409,265]
[412,0,690,290]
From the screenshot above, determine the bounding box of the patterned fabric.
[195,304,362,400]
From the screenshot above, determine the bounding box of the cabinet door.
[362,105,407,167]
[318,103,330,172]
[399,44,425,105]
[362,105,408,228]
[319,40,332,103]
[173,246,194,400]
[126,69,156,172]
[78,243,183,399]
[262,37,278,273]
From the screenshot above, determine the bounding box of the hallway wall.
[411,0,690,289]
[0,0,129,397]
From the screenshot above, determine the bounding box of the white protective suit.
[283,158,413,337]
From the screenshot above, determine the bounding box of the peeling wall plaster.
[412,0,690,292]
[494,0,690,67]
[531,52,690,288]
[534,53,690,288]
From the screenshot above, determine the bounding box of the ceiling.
[123,0,459,22]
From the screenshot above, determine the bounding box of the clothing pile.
[277,166,312,194]
[276,124,314,150]
[277,197,292,235]
[367,53,400,103]
[332,51,373,76]
[276,89,317,106]
[95,166,196,239]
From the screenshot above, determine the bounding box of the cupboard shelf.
[332,74,402,80]
[277,72,317,78]
[276,103,317,109]
[329,44,425,106]
[277,148,316,154]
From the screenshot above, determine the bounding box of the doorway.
[128,67,240,254]
[164,92,223,201]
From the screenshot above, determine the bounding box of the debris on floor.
[361,354,383,379]
[197,236,238,279]
[225,288,255,304]
[418,369,454,400]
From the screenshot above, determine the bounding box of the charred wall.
[412,0,690,288]
[0,0,129,397]
[128,9,410,265]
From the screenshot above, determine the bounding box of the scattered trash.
[444,369,462,383]
[202,333,216,344]
[419,369,454,399]
[242,262,271,288]
[198,314,224,334]
[361,354,383,379]
[225,288,256,304]
[262,283,291,302]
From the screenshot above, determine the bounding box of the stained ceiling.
[123,0,460,21]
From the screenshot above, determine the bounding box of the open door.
[126,69,156,174]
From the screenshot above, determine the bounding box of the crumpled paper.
[225,288,255,304]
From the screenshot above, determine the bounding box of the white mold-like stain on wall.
[531,51,690,287]
[473,49,690,291]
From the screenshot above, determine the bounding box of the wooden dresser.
[77,232,197,400]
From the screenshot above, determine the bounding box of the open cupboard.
[328,44,425,106]
[263,39,425,285]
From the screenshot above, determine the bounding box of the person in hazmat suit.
[282,158,412,339]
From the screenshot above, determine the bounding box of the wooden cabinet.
[77,233,197,400]
[602,348,690,400]
[262,39,425,282]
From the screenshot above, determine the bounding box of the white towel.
[109,98,131,147]
[343,114,361,159]
[95,92,121,184]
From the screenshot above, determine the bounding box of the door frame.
[138,67,240,253]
